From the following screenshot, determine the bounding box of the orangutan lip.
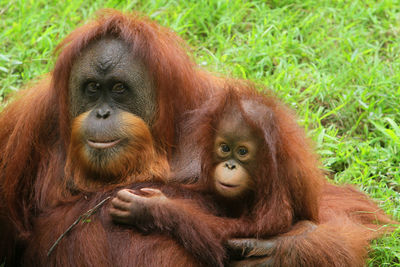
[218,182,239,188]
[87,139,121,149]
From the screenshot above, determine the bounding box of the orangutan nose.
[225,161,236,170]
[95,104,112,119]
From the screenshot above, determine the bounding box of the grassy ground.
[1,0,399,265]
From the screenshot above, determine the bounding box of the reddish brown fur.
[0,9,396,267]
[263,182,395,267]
[22,185,206,267]
[114,87,324,265]
[116,86,396,266]
[192,86,324,233]
[0,10,219,266]
[227,87,396,266]
[0,9,219,233]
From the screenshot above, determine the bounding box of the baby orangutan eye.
[220,143,230,153]
[237,147,248,156]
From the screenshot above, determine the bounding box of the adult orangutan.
[0,9,395,267]
[0,10,218,266]
[110,87,394,267]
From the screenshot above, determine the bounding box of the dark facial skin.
[212,111,260,198]
[69,37,156,120]
[68,38,157,169]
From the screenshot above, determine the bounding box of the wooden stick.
[47,196,111,257]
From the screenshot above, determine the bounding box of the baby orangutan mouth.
[218,182,239,188]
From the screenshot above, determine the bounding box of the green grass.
[1,0,399,265]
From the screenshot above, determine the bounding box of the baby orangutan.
[110,87,323,266]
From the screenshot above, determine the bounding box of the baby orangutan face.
[212,111,260,199]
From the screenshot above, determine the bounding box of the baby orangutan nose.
[225,161,236,170]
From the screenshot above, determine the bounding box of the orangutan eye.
[86,82,100,95]
[238,147,248,156]
[220,143,230,153]
[112,82,126,94]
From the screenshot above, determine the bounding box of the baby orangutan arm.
[110,188,241,267]
[110,188,169,227]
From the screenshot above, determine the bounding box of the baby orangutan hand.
[109,188,168,228]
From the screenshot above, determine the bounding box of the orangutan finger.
[226,238,276,258]
[111,197,131,211]
[140,188,163,196]
[109,207,131,222]
[116,189,148,203]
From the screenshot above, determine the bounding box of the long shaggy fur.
[22,184,205,267]
[0,9,396,267]
[130,86,396,266]
[0,10,219,266]
[0,9,219,233]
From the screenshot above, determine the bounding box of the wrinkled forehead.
[70,38,141,75]
[85,38,130,63]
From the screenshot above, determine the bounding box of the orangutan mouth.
[218,182,239,189]
[87,139,121,149]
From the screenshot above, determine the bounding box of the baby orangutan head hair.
[184,83,323,223]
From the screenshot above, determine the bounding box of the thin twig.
[47,196,111,257]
